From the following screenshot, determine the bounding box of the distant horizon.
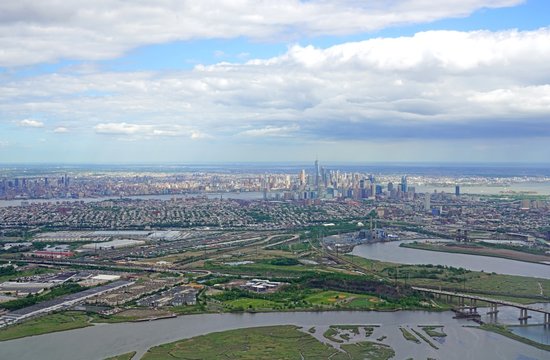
[2,161,550,168]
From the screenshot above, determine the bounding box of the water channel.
[0,310,548,360]
[0,191,265,207]
[351,240,550,279]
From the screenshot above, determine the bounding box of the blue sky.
[1,0,549,163]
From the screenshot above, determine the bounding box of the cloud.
[18,119,44,128]
[0,0,523,67]
[2,28,550,144]
[95,123,152,135]
[53,126,69,133]
[94,122,207,140]
[239,125,300,138]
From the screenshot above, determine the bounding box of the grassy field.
[410,327,438,349]
[142,325,394,360]
[104,352,136,360]
[343,254,550,303]
[214,289,390,313]
[142,325,342,359]
[340,341,395,360]
[0,312,92,341]
[420,326,446,338]
[224,298,281,310]
[204,260,319,278]
[399,327,420,343]
[0,310,157,341]
[305,290,385,310]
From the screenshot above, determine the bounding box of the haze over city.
[1,0,550,163]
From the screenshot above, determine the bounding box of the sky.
[1,0,550,164]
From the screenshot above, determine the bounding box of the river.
[0,192,265,208]
[351,240,550,279]
[0,310,548,360]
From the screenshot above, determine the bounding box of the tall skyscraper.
[455,185,460,196]
[299,169,306,185]
[424,193,431,211]
[401,176,407,193]
[314,159,320,187]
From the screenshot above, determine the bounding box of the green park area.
[141,325,395,360]
[207,271,431,313]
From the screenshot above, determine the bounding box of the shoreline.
[0,306,445,342]
[399,242,550,267]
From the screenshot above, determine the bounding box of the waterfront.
[0,310,548,360]
[0,191,264,208]
[352,240,550,279]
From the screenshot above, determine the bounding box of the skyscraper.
[401,176,407,193]
[314,159,320,187]
[299,169,306,185]
[424,193,431,211]
[455,185,460,196]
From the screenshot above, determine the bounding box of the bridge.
[413,286,550,324]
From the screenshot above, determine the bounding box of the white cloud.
[18,119,44,128]
[2,28,550,143]
[239,125,300,137]
[190,131,211,140]
[94,122,207,140]
[0,0,523,66]
[95,123,152,135]
[53,126,69,133]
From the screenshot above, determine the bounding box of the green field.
[305,290,380,308]
[0,312,92,341]
[399,327,420,343]
[224,298,281,310]
[142,325,394,360]
[213,288,390,313]
[344,254,550,303]
[340,342,395,360]
[0,311,147,341]
[104,351,136,360]
[420,326,446,338]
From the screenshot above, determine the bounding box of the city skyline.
[1,1,550,163]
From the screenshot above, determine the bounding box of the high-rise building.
[387,182,394,192]
[455,185,460,196]
[401,176,407,193]
[314,159,320,187]
[299,169,306,185]
[424,193,431,211]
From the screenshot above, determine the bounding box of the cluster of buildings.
[223,279,285,293]
[0,280,133,327]
[0,197,377,231]
[0,270,122,299]
[86,277,183,306]
[137,286,198,307]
